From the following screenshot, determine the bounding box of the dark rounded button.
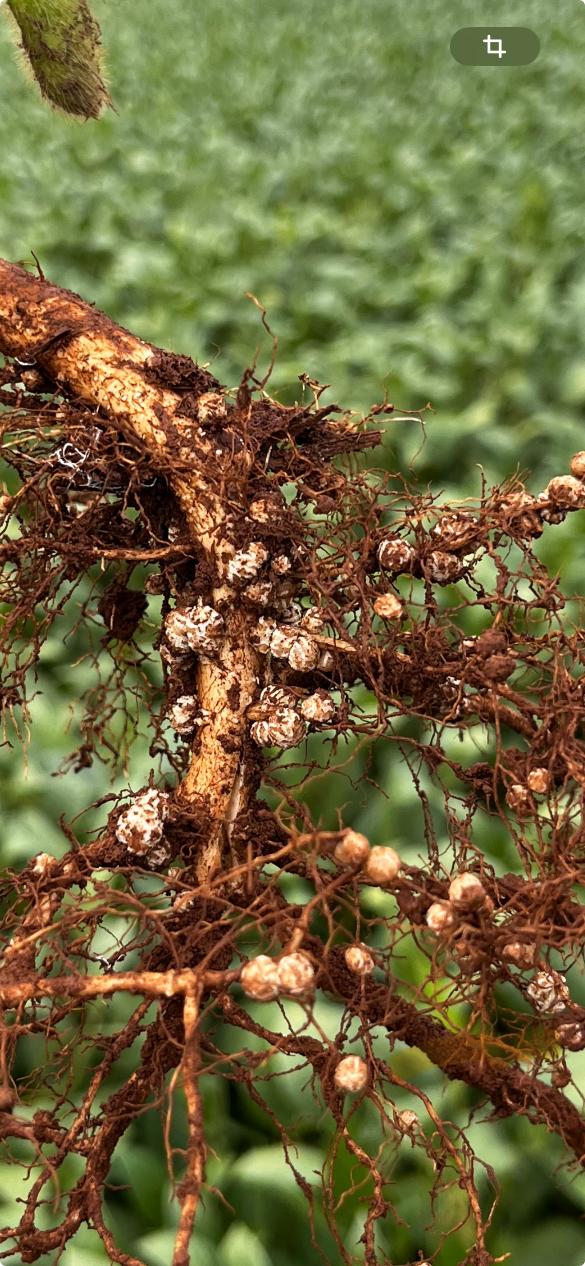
[450,28,540,66]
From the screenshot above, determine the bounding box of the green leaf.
[228,1143,322,1192]
[219,1224,273,1266]
[503,1218,585,1266]
[137,1229,216,1266]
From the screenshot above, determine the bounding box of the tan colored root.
[0,258,258,878]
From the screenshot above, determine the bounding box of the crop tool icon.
[483,33,506,57]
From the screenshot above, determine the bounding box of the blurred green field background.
[1,0,585,1263]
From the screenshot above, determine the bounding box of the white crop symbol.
[483,34,506,58]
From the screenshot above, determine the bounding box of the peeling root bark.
[173,988,205,1266]
[0,258,259,878]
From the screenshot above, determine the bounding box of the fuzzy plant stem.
[5,0,111,118]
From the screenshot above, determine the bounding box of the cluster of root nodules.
[2,352,585,1266]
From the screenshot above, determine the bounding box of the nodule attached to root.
[6,0,112,120]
